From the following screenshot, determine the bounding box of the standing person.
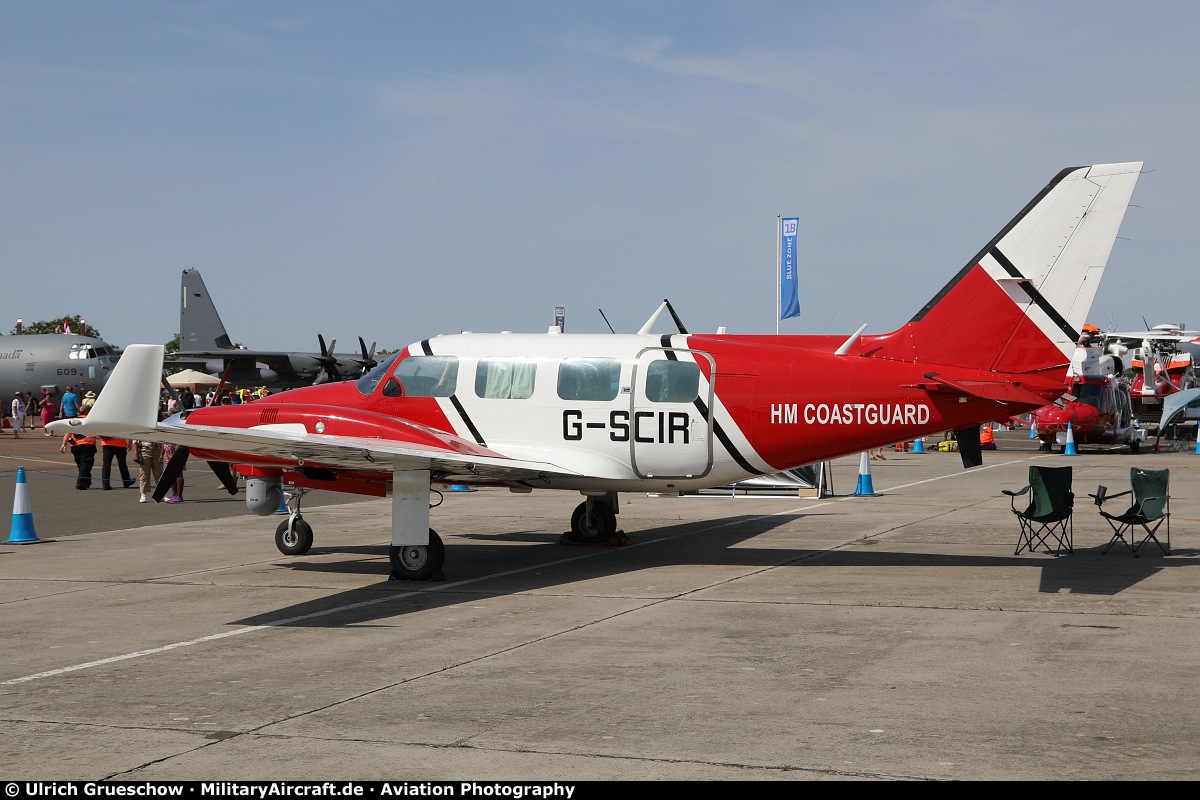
[24,392,36,431]
[99,435,135,490]
[40,391,57,435]
[60,385,79,419]
[10,392,25,439]
[60,396,97,489]
[160,441,186,503]
[132,438,164,503]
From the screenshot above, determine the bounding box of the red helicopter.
[1032,325,1147,453]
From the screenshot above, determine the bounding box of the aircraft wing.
[47,344,581,484]
[130,419,581,483]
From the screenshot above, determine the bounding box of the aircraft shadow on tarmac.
[231,513,1200,629]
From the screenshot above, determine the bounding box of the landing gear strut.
[274,488,313,555]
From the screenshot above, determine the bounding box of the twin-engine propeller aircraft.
[175,267,378,388]
[50,162,1144,581]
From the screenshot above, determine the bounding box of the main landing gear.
[389,531,445,582]
[567,493,619,543]
[271,483,617,580]
[274,487,313,556]
[271,485,447,581]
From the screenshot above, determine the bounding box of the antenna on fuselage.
[663,298,689,335]
[598,309,616,334]
[637,299,689,336]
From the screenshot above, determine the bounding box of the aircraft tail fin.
[868,163,1143,374]
[45,345,164,438]
[180,268,235,351]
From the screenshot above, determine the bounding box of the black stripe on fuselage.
[419,339,486,447]
[660,335,762,475]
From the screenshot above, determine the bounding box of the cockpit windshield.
[356,352,402,395]
[68,342,98,360]
[1073,382,1108,411]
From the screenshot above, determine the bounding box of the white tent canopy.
[166,369,221,387]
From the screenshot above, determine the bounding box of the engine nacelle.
[245,476,283,516]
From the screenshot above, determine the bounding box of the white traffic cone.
[8,465,43,544]
[854,451,876,496]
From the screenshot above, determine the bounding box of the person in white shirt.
[10,392,25,439]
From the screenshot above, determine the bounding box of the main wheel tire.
[275,516,313,556]
[1129,440,1141,454]
[568,500,617,543]
[389,529,445,581]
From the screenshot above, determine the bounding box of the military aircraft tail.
[180,268,235,351]
[868,162,1143,376]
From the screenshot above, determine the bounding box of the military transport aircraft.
[50,162,1144,582]
[0,332,121,408]
[176,267,378,388]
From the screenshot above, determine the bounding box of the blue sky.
[3,2,1197,352]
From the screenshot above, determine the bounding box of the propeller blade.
[356,337,379,374]
[209,461,239,495]
[153,445,190,502]
[312,333,342,384]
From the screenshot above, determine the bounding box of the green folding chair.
[1094,468,1171,556]
[1004,466,1073,555]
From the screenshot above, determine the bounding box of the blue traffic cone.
[912,437,925,454]
[1194,430,1199,456]
[1063,422,1078,456]
[1029,418,1038,439]
[276,489,289,514]
[854,451,876,496]
[8,466,42,544]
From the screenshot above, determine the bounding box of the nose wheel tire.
[569,501,617,543]
[389,529,445,581]
[275,516,313,556]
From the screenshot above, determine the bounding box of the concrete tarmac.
[1,427,1198,781]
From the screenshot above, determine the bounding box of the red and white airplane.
[51,162,1143,581]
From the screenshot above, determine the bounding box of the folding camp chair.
[1003,466,1073,555]
[1093,468,1171,556]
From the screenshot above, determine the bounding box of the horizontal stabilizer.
[919,372,1050,407]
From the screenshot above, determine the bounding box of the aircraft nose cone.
[1036,406,1072,431]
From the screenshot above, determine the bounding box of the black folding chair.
[1094,468,1171,556]
[1004,465,1073,555]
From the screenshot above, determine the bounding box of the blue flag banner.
[779,217,800,321]
[554,306,565,332]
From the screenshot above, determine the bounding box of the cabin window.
[394,356,459,397]
[643,360,700,403]
[557,358,620,401]
[475,358,536,399]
